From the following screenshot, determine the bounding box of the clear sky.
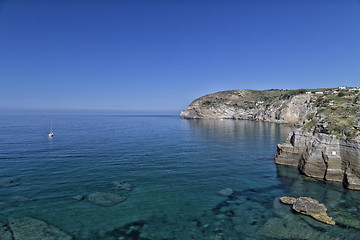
[0,0,359,112]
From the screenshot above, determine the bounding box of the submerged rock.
[112,181,135,191]
[88,192,126,207]
[218,188,234,196]
[258,217,340,240]
[0,224,12,240]
[8,217,73,240]
[72,195,84,201]
[0,177,20,188]
[280,196,335,225]
[279,196,296,205]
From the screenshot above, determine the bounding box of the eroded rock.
[88,192,126,207]
[218,188,233,196]
[112,181,135,191]
[279,196,296,205]
[72,195,84,201]
[279,196,335,225]
[8,217,73,240]
[276,129,360,191]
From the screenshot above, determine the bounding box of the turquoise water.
[1,113,360,239]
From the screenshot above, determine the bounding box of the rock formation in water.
[0,217,73,240]
[280,196,335,225]
[276,125,360,190]
[181,88,360,190]
[87,192,126,207]
[112,181,135,191]
[218,188,234,196]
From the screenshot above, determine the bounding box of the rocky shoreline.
[181,88,360,190]
[275,128,360,190]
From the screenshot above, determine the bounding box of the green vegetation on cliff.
[304,91,360,139]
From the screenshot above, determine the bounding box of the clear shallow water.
[1,113,360,239]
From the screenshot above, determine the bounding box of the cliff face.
[276,127,360,190]
[180,89,316,125]
[182,88,360,190]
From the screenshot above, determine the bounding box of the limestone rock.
[218,188,233,196]
[279,196,335,225]
[275,129,360,191]
[8,217,73,240]
[279,196,296,205]
[88,192,126,207]
[112,181,135,191]
[72,195,84,201]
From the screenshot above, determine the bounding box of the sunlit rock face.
[276,128,360,191]
[180,89,315,125]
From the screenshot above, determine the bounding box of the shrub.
[338,91,345,97]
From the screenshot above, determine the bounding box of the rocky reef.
[0,217,73,240]
[182,88,360,190]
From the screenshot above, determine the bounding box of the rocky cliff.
[180,89,317,125]
[276,117,360,190]
[181,88,360,190]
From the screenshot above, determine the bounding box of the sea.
[1,112,360,240]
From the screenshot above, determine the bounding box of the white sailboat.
[49,121,54,138]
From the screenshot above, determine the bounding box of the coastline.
[181,88,360,190]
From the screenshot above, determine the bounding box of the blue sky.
[0,0,359,112]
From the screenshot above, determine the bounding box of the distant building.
[256,101,264,106]
[315,92,323,95]
[349,87,359,91]
[306,92,312,95]
[333,91,339,95]
[339,86,346,90]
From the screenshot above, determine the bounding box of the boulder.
[218,188,234,196]
[88,192,126,207]
[112,181,135,191]
[8,217,73,240]
[279,196,296,205]
[279,196,335,225]
[72,195,84,201]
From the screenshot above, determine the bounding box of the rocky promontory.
[180,89,318,125]
[181,87,360,190]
